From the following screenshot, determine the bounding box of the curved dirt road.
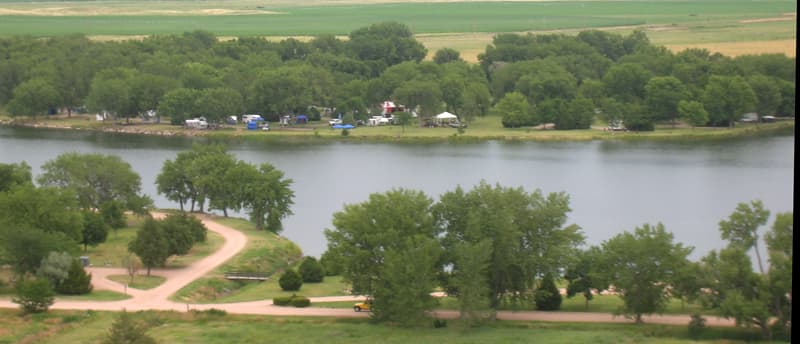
[0,213,736,327]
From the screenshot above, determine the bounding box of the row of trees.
[323,184,791,339]
[0,155,147,277]
[325,182,584,326]
[128,213,208,275]
[1,23,792,130]
[155,144,295,231]
[0,157,146,312]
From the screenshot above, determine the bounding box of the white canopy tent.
[435,112,458,120]
[434,111,460,126]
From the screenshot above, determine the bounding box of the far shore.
[0,115,794,143]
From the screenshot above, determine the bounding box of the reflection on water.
[0,127,794,261]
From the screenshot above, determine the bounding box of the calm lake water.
[0,126,794,261]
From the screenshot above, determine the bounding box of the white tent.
[435,111,458,119]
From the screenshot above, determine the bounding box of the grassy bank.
[83,214,224,269]
[170,216,312,303]
[316,294,715,316]
[3,115,794,144]
[0,308,776,344]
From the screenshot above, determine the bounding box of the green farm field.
[0,0,795,57]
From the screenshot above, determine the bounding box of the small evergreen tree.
[102,310,157,344]
[298,257,324,283]
[534,275,562,311]
[13,278,55,314]
[57,259,93,295]
[279,269,303,291]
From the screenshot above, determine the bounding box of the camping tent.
[295,115,308,124]
[435,112,458,120]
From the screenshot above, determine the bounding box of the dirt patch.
[740,12,797,24]
[0,7,280,16]
[667,39,796,57]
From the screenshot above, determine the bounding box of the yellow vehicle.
[353,299,372,312]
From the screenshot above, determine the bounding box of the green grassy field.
[0,1,794,38]
[0,308,773,344]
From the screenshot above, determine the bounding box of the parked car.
[761,115,776,123]
[261,123,270,131]
[353,299,372,312]
[329,118,342,126]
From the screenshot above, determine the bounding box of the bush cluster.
[273,294,310,308]
[279,269,303,291]
[298,257,324,283]
[534,275,562,311]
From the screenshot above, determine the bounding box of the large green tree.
[435,182,583,312]
[595,223,692,323]
[128,217,169,276]
[718,200,769,274]
[493,92,531,128]
[7,78,60,118]
[644,76,688,127]
[703,75,756,127]
[325,189,441,325]
[38,152,152,213]
[0,162,32,192]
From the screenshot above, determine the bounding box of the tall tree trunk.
[223,208,228,217]
[147,266,151,276]
[753,239,765,275]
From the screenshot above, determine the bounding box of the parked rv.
[185,117,208,129]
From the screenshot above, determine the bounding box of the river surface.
[0,127,794,261]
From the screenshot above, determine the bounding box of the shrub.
[433,319,448,328]
[273,295,293,306]
[57,259,93,295]
[13,278,55,314]
[102,310,156,344]
[279,269,303,291]
[688,313,706,339]
[534,275,562,311]
[37,251,72,288]
[341,128,350,137]
[290,296,311,307]
[298,257,324,283]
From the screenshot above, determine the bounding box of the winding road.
[0,213,737,326]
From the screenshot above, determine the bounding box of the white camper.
[185,117,208,129]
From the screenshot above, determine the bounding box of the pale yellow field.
[667,39,796,57]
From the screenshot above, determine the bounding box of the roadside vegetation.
[0,308,775,344]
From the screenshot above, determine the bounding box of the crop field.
[0,0,795,59]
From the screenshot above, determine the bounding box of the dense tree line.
[324,186,791,339]
[2,23,790,130]
[155,144,295,232]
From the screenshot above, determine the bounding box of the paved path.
[0,213,737,327]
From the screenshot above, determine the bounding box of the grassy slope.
[170,216,337,303]
[0,309,773,344]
